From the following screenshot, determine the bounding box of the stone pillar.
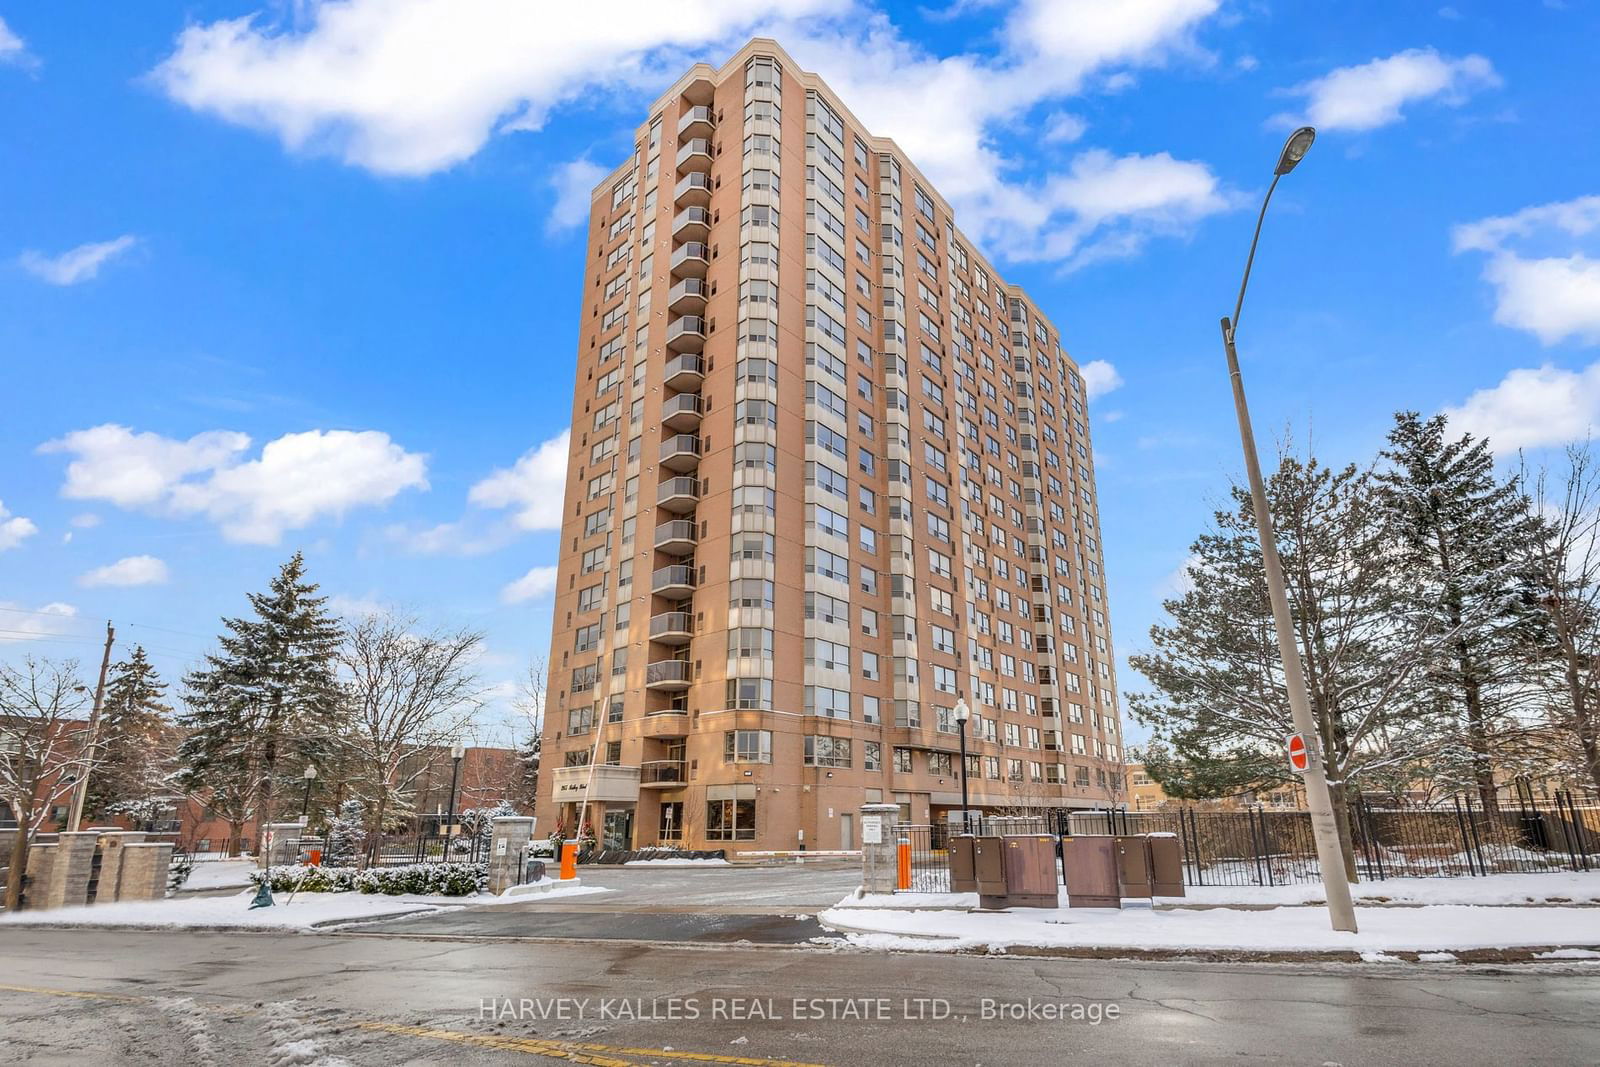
[22,842,56,910]
[42,832,101,909]
[118,843,173,901]
[487,816,537,894]
[94,831,147,902]
[858,803,901,895]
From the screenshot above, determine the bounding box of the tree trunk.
[4,804,30,912]
[1558,639,1600,797]
[369,793,388,871]
[1326,780,1360,883]
[228,817,244,858]
[254,726,279,856]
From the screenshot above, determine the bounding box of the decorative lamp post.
[954,698,973,836]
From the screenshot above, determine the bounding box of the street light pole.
[445,744,465,862]
[1219,126,1356,934]
[299,764,317,820]
[954,698,972,836]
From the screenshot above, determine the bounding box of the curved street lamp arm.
[1228,171,1283,342]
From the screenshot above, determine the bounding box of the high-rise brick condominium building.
[540,39,1125,853]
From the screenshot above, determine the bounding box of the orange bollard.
[559,839,577,880]
[896,838,912,891]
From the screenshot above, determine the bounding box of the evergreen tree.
[517,732,541,812]
[85,646,173,825]
[178,552,347,852]
[1375,412,1549,812]
[325,797,368,866]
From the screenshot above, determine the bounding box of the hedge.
[249,862,487,896]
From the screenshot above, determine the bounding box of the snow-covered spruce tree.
[1129,451,1451,878]
[325,798,368,866]
[178,552,347,852]
[1375,412,1549,812]
[85,646,174,826]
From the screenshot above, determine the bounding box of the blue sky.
[2,1,1598,746]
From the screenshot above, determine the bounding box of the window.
[928,752,953,776]
[892,747,914,773]
[805,686,851,720]
[730,578,775,610]
[727,677,774,710]
[806,638,850,671]
[725,729,773,763]
[864,741,882,770]
[706,796,757,841]
[804,735,852,768]
[728,627,774,659]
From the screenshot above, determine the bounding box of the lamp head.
[303,765,317,780]
[451,744,466,759]
[953,698,971,724]
[1275,127,1315,175]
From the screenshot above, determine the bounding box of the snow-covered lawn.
[1182,872,1600,907]
[819,900,1600,955]
[623,857,732,867]
[0,888,461,930]
[180,858,260,892]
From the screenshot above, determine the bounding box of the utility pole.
[1219,127,1356,933]
[67,620,114,833]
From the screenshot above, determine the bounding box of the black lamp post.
[444,743,465,861]
[954,698,972,836]
[299,764,317,820]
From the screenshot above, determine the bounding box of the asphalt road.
[3,927,1599,1066]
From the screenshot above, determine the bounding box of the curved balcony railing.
[656,476,700,513]
[661,391,704,432]
[665,315,706,353]
[645,659,693,690]
[651,565,697,596]
[663,353,705,390]
[674,172,712,207]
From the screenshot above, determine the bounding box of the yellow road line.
[0,983,832,1067]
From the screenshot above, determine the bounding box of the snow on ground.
[1182,872,1600,907]
[0,888,463,930]
[181,858,260,891]
[623,857,732,867]
[471,878,615,905]
[818,901,1600,954]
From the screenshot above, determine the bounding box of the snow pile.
[623,857,732,867]
[819,902,1600,954]
[0,888,460,930]
[1182,871,1600,908]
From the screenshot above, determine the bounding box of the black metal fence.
[892,792,1600,893]
[366,832,491,867]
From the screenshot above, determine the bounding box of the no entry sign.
[1286,733,1312,773]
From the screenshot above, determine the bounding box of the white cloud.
[79,555,170,588]
[41,424,428,544]
[468,429,570,532]
[150,0,1235,270]
[0,16,36,69]
[1273,48,1499,132]
[19,235,139,286]
[501,564,559,604]
[0,500,38,551]
[547,158,609,234]
[1079,359,1124,400]
[1160,553,1201,597]
[1443,363,1600,454]
[328,593,386,618]
[0,602,78,645]
[1452,195,1600,346]
[150,0,844,176]
[1042,112,1088,144]
[70,513,101,529]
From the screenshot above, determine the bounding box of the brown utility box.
[974,836,1007,907]
[1147,833,1186,897]
[999,835,1058,909]
[948,835,978,893]
[1115,835,1153,899]
[1062,835,1121,908]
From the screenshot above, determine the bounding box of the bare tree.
[513,658,545,811]
[1524,442,1600,795]
[2,657,92,910]
[338,611,486,861]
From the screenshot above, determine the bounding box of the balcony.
[677,106,714,139]
[656,476,700,513]
[642,710,691,738]
[551,763,641,805]
[661,391,704,432]
[640,759,688,787]
[645,659,693,691]
[675,138,712,174]
[674,172,712,208]
[651,564,697,597]
[665,315,706,353]
[654,520,698,554]
[667,277,708,314]
[659,433,702,473]
[669,242,709,279]
[672,206,711,241]
[663,353,705,390]
[649,611,694,645]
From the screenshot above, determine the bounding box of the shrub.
[248,862,487,896]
